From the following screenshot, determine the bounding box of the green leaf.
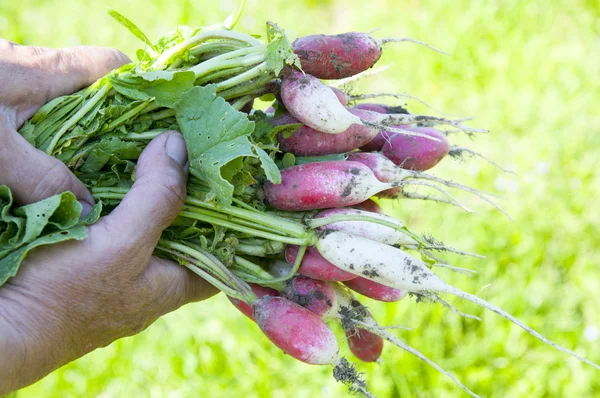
[81,202,103,226]
[109,70,196,108]
[107,8,158,52]
[0,186,88,287]
[265,22,302,76]
[0,225,87,286]
[14,192,82,244]
[175,86,280,205]
[81,137,142,173]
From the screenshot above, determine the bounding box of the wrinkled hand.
[0,42,217,395]
[0,39,129,208]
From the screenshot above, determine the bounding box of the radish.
[283,276,338,318]
[264,161,396,211]
[280,69,362,134]
[318,232,600,370]
[314,208,417,247]
[253,296,339,365]
[293,32,448,79]
[344,277,407,302]
[286,245,356,281]
[228,283,280,320]
[275,108,378,156]
[382,126,449,171]
[345,328,384,362]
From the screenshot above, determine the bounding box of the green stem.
[160,240,256,303]
[153,30,262,69]
[155,246,240,298]
[101,99,152,132]
[46,83,111,154]
[195,65,248,86]
[215,62,269,92]
[179,210,310,246]
[239,245,307,285]
[136,108,176,122]
[190,51,265,80]
[121,129,168,140]
[233,241,285,256]
[190,41,247,57]
[230,96,253,111]
[182,206,285,235]
[185,197,308,238]
[92,188,311,240]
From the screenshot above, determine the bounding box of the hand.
[0,44,217,395]
[0,39,129,208]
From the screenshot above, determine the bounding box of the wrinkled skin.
[0,40,216,395]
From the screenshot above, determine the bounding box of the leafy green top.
[175,85,280,205]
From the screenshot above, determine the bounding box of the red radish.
[280,69,362,134]
[275,108,378,156]
[228,284,280,320]
[344,277,407,302]
[253,296,339,365]
[293,33,382,79]
[346,328,384,362]
[264,161,395,211]
[352,199,382,213]
[286,245,356,281]
[293,32,448,79]
[382,126,449,171]
[283,276,338,318]
[317,231,600,370]
[314,208,417,247]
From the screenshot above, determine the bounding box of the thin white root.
[426,292,481,321]
[423,248,482,266]
[329,64,393,87]
[400,180,474,213]
[444,287,600,371]
[433,263,477,275]
[356,319,480,398]
[378,37,452,56]
[377,113,488,135]
[348,92,454,117]
[362,120,441,142]
[399,191,462,207]
[449,146,517,175]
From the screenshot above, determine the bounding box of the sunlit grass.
[2,0,600,396]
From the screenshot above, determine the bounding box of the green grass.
[2,0,600,396]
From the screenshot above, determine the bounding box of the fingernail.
[165,132,188,167]
[78,200,93,218]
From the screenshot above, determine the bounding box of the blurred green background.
[2,0,600,396]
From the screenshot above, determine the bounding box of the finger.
[98,131,188,248]
[139,256,219,318]
[0,121,94,211]
[0,42,130,125]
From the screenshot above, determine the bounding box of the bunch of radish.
[13,8,599,397]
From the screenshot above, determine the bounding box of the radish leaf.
[175,85,280,205]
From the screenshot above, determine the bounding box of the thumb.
[100,131,188,248]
